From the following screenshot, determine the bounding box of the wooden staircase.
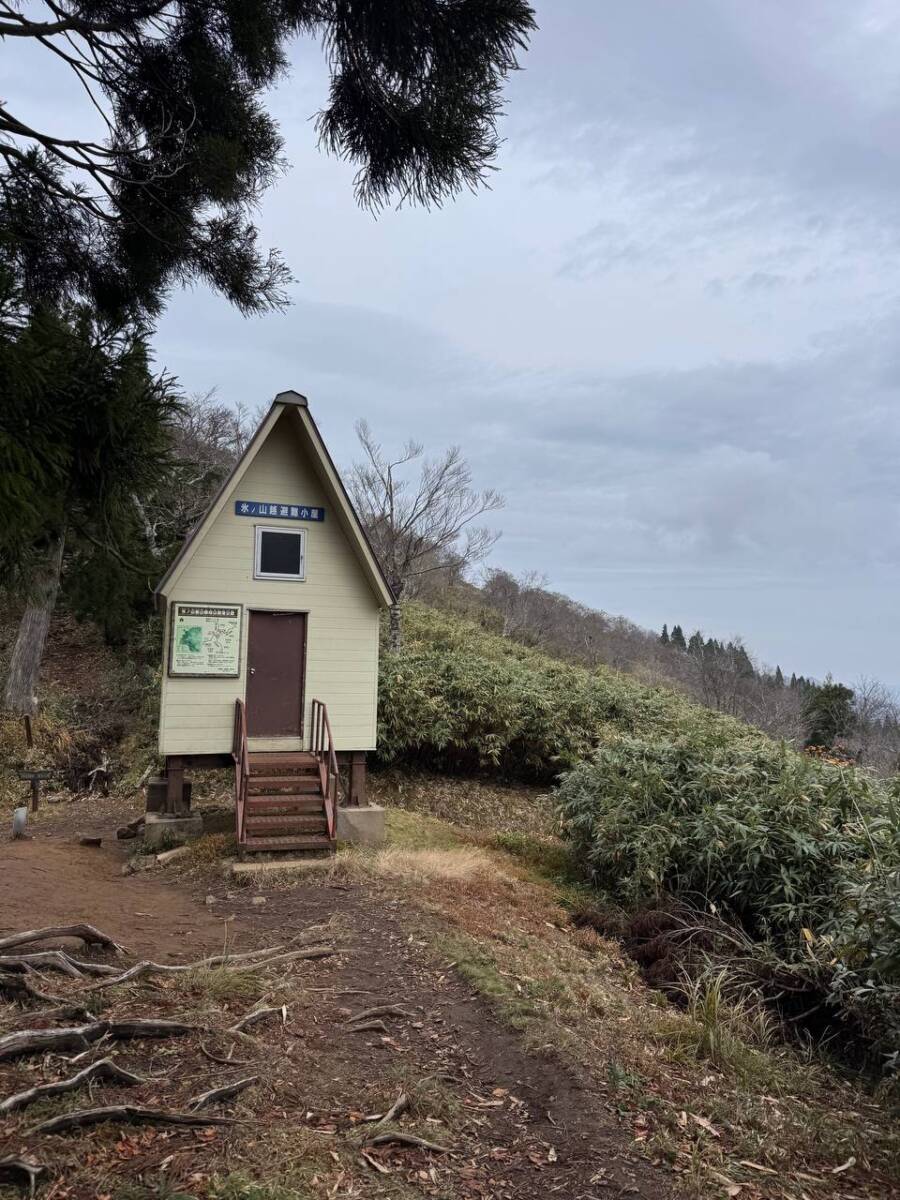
[233,699,338,859]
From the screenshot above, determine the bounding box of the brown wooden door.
[246,611,306,737]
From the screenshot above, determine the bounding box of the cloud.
[143,2,900,682]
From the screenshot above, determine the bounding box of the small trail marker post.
[17,770,52,813]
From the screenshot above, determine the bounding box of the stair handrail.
[232,697,249,845]
[310,698,338,840]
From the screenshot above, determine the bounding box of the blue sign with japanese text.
[235,500,325,521]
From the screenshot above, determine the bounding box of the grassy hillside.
[377,602,771,780]
[379,603,899,1076]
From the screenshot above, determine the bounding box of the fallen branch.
[228,1005,286,1035]
[346,1004,412,1025]
[29,1105,235,1136]
[360,1149,391,1175]
[0,1018,192,1062]
[0,1058,144,1116]
[188,1076,258,1110]
[365,1132,450,1154]
[347,1019,388,1034]
[0,924,125,954]
[0,1157,45,1196]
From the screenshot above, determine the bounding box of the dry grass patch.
[369,768,555,838]
[182,831,237,866]
[353,805,900,1200]
[355,844,504,886]
[168,963,265,1005]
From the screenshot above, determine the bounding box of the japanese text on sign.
[234,500,324,521]
[169,603,242,677]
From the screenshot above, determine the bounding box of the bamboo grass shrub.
[377,604,769,780]
[555,734,900,1070]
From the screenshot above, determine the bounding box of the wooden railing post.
[310,698,338,841]
[233,697,248,851]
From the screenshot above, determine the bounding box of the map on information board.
[169,603,242,677]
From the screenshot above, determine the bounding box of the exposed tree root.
[0,924,125,954]
[0,1018,192,1062]
[0,969,70,1007]
[229,946,335,971]
[85,944,298,990]
[0,952,84,979]
[29,1105,235,1136]
[363,1091,410,1127]
[199,1044,256,1067]
[346,1004,412,1025]
[365,1132,450,1153]
[347,1019,388,1034]
[228,1005,287,1034]
[0,1157,45,1196]
[0,1058,144,1115]
[188,1076,258,1110]
[85,961,180,990]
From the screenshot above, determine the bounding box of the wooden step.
[246,795,324,814]
[247,776,321,793]
[241,833,334,852]
[248,753,317,773]
[245,814,327,834]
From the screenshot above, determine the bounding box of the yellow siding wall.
[158,412,381,756]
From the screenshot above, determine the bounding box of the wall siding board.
[158,412,382,756]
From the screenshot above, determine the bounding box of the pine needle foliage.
[0,291,180,619]
[0,0,536,319]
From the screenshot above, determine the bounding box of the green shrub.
[555,735,883,935]
[555,734,900,1069]
[377,604,768,781]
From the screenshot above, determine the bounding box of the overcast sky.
[28,2,900,684]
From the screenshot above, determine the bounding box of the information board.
[168,603,242,677]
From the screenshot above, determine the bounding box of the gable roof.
[154,391,394,610]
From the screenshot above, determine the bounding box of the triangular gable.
[155,391,394,609]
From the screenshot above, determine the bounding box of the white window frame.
[254,525,306,582]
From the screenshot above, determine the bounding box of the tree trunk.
[4,532,66,717]
[388,602,403,652]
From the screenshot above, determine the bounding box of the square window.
[254,527,306,580]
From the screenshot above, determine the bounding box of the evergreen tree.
[659,624,670,645]
[0,1,537,320]
[670,624,687,650]
[734,644,755,678]
[775,665,784,687]
[688,630,704,655]
[0,295,179,714]
[803,678,855,748]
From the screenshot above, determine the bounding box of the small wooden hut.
[154,391,392,854]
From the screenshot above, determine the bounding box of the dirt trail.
[0,839,243,960]
[0,820,673,1199]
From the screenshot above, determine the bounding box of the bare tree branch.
[349,422,503,647]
